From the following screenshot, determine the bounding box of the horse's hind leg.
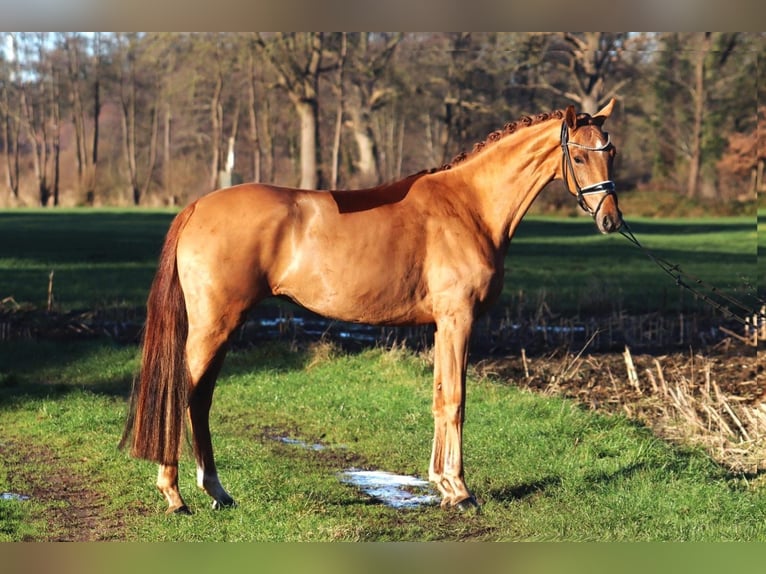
[154,326,235,513]
[157,463,189,514]
[185,318,241,510]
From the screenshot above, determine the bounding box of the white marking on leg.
[197,463,234,508]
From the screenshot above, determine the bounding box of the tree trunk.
[254,32,326,190]
[686,33,712,199]
[50,68,62,206]
[264,94,275,183]
[65,34,94,198]
[218,98,239,189]
[295,98,321,189]
[163,103,173,200]
[18,37,51,207]
[344,32,401,186]
[52,140,60,206]
[119,99,139,204]
[117,36,161,206]
[2,79,20,201]
[349,106,379,187]
[330,33,347,190]
[138,101,160,203]
[209,70,223,191]
[247,40,262,183]
[91,33,102,169]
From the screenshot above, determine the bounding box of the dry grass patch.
[475,339,764,475]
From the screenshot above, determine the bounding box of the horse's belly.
[274,266,432,326]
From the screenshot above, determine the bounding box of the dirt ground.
[475,342,764,408]
[0,440,136,541]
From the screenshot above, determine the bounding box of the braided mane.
[426,109,566,174]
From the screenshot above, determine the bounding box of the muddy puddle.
[273,434,438,509]
[277,436,326,451]
[339,469,439,509]
[1,492,30,501]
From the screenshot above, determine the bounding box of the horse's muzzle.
[597,210,623,234]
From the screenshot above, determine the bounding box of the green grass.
[0,208,175,310]
[508,215,759,315]
[0,208,760,316]
[1,340,764,541]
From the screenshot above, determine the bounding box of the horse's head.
[560,99,622,234]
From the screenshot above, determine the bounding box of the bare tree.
[685,33,739,198]
[146,33,178,203]
[532,32,633,114]
[345,32,402,186]
[186,33,243,192]
[329,32,347,189]
[90,33,103,172]
[1,34,22,201]
[116,33,160,205]
[255,32,331,189]
[246,35,262,183]
[208,52,224,191]
[652,32,742,198]
[63,32,101,201]
[16,33,61,206]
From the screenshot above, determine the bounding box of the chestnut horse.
[121,100,622,513]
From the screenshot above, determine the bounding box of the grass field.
[0,208,760,316]
[0,207,763,541]
[0,209,174,311]
[509,214,759,315]
[1,340,765,541]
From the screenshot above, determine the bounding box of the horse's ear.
[564,105,577,130]
[592,98,616,125]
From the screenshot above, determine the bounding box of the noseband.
[560,121,616,217]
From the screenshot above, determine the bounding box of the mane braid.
[436,109,566,172]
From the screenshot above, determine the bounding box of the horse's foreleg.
[429,314,477,510]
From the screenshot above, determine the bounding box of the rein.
[560,121,616,217]
[619,220,765,329]
[560,121,763,334]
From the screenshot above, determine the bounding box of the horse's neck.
[450,119,561,248]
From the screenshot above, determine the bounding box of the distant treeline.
[1,32,763,207]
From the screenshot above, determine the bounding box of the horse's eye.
[574,156,585,164]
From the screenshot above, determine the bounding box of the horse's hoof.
[212,497,237,510]
[454,496,480,514]
[167,504,192,515]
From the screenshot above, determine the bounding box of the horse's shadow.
[487,476,562,503]
[487,461,648,503]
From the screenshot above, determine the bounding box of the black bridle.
[560,121,616,217]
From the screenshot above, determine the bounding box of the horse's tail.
[120,203,196,464]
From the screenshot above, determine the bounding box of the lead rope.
[619,220,765,329]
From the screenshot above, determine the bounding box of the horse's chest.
[427,247,503,305]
